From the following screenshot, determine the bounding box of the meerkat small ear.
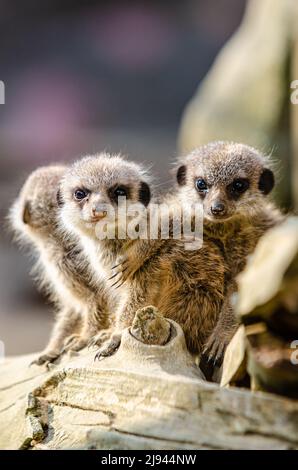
[139,181,151,207]
[176,165,187,186]
[56,188,64,207]
[258,168,275,195]
[23,201,32,224]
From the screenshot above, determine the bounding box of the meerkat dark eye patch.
[259,168,274,195]
[114,186,127,198]
[139,181,151,207]
[108,185,131,204]
[227,178,250,199]
[176,165,187,186]
[56,189,64,207]
[23,200,32,224]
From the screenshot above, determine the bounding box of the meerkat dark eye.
[74,189,88,200]
[230,178,249,194]
[114,186,127,198]
[195,178,208,192]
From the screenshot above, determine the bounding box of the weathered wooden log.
[1,315,298,450]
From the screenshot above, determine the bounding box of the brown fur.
[174,141,284,362]
[100,142,283,366]
[8,165,112,365]
[59,153,227,359]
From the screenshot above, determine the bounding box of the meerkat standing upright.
[9,166,113,365]
[103,142,283,366]
[59,153,227,359]
[173,141,284,362]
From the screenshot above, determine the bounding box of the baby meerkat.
[9,165,112,365]
[109,142,284,367]
[174,141,284,362]
[58,153,153,346]
[59,153,227,360]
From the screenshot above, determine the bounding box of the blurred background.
[0,0,296,355]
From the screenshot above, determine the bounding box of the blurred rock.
[291,21,298,211]
[235,217,298,397]
[247,325,298,398]
[237,217,298,334]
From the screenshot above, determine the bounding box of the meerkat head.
[58,153,152,241]
[9,165,66,241]
[175,141,275,223]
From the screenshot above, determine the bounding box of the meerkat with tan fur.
[174,141,283,362]
[9,165,112,365]
[58,153,227,360]
[109,142,284,366]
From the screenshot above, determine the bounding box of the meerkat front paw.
[62,334,89,353]
[108,256,133,289]
[202,333,229,366]
[30,350,61,366]
[94,333,122,360]
[88,329,113,348]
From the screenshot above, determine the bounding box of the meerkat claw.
[113,281,125,289]
[115,281,125,289]
[213,355,221,367]
[215,345,225,366]
[111,261,122,270]
[207,354,213,364]
[202,338,225,367]
[110,278,125,288]
[109,265,128,281]
[94,335,121,360]
[108,271,121,281]
[94,351,106,361]
[88,330,112,349]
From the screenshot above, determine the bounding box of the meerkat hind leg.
[62,304,111,354]
[31,307,81,366]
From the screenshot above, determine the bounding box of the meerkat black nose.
[211,202,226,215]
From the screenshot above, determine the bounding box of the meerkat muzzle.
[91,210,107,222]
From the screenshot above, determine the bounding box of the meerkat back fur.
[9,165,112,365]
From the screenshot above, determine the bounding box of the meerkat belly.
[81,236,112,283]
[147,245,225,353]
